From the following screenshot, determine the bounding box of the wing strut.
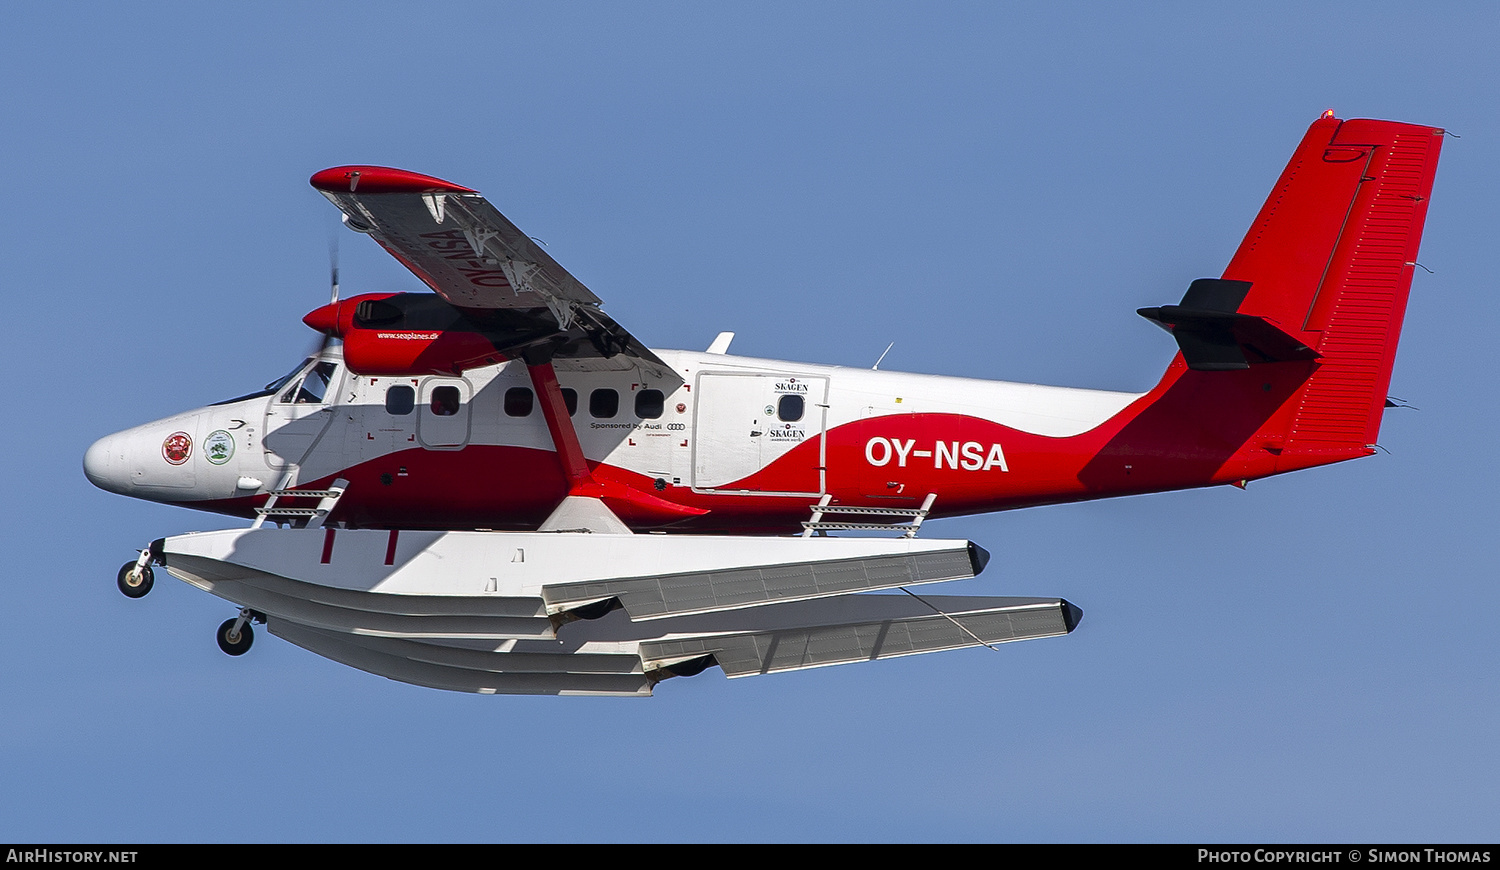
[525,351,709,533]
[526,358,592,492]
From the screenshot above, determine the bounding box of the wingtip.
[967,541,991,576]
[310,166,476,194]
[1060,599,1083,632]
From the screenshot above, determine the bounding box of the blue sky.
[2,2,1496,842]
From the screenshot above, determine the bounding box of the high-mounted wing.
[310,166,672,376]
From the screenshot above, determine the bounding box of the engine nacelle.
[304,293,545,375]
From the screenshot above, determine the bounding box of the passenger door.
[417,377,472,450]
[692,372,826,495]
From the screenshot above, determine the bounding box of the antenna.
[872,342,894,370]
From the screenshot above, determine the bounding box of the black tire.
[216,618,254,656]
[117,563,154,599]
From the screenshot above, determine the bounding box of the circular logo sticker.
[204,430,235,465]
[162,431,193,465]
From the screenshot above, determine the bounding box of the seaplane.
[84,113,1443,695]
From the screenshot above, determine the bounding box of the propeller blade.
[328,234,341,304]
[305,330,331,361]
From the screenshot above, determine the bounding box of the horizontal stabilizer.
[1139,278,1320,371]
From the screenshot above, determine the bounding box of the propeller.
[328,232,341,305]
[305,233,342,361]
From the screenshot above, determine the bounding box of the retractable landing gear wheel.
[117,562,154,599]
[216,618,254,656]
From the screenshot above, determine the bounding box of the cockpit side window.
[283,361,339,404]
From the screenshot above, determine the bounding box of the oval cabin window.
[777,394,804,422]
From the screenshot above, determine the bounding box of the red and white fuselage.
[85,344,1158,531]
[85,114,1445,537]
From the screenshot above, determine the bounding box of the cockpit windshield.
[279,361,340,404]
[208,358,314,406]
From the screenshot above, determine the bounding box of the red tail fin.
[1224,116,1443,461]
[1089,116,1445,494]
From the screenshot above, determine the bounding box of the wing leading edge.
[311,165,673,378]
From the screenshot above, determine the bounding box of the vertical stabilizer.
[1222,115,1443,462]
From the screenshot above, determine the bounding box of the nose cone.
[84,414,206,502]
[303,301,340,335]
[83,433,129,495]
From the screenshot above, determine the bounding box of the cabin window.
[385,385,415,415]
[635,389,665,419]
[430,385,461,417]
[504,387,534,417]
[777,394,805,422]
[561,388,578,416]
[590,388,618,419]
